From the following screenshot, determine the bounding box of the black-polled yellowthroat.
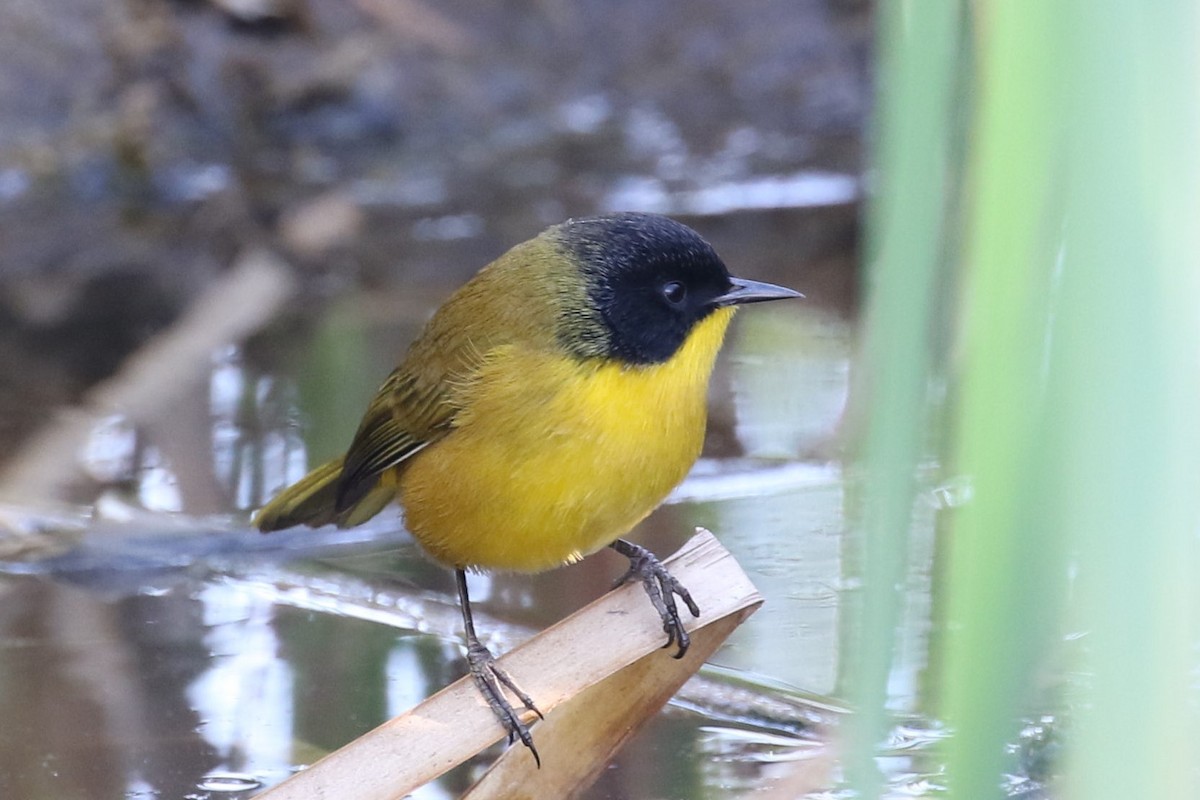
[255,212,799,762]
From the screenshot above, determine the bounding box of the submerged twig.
[0,251,295,531]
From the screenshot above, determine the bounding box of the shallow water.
[0,295,877,798]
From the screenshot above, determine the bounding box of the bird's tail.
[254,456,395,531]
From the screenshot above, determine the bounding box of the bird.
[254,211,800,763]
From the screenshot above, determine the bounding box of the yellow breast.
[397,307,736,572]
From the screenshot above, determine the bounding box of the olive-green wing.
[333,369,456,514]
[254,368,460,532]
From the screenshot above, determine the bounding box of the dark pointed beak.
[714,276,803,306]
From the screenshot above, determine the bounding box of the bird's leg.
[455,569,543,766]
[610,538,701,658]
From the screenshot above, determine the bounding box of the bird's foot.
[466,637,543,766]
[610,538,701,658]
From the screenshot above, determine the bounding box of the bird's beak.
[714,276,803,306]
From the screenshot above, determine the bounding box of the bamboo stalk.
[463,597,754,799]
[254,529,763,799]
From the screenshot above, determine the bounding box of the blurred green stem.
[846,1,963,796]
[941,0,1066,792]
[1057,3,1200,798]
[944,3,1200,798]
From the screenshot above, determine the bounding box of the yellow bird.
[255,212,799,762]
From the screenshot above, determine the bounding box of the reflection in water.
[731,306,852,460]
[210,346,308,515]
[706,478,846,696]
[0,579,220,799]
[603,171,858,217]
[77,345,310,517]
[189,584,294,783]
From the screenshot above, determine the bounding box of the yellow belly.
[397,307,734,572]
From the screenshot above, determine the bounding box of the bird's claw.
[466,640,543,766]
[611,538,701,658]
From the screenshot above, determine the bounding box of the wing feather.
[334,371,455,512]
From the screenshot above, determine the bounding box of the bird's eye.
[661,281,687,305]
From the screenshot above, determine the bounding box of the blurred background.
[3,1,1198,799]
